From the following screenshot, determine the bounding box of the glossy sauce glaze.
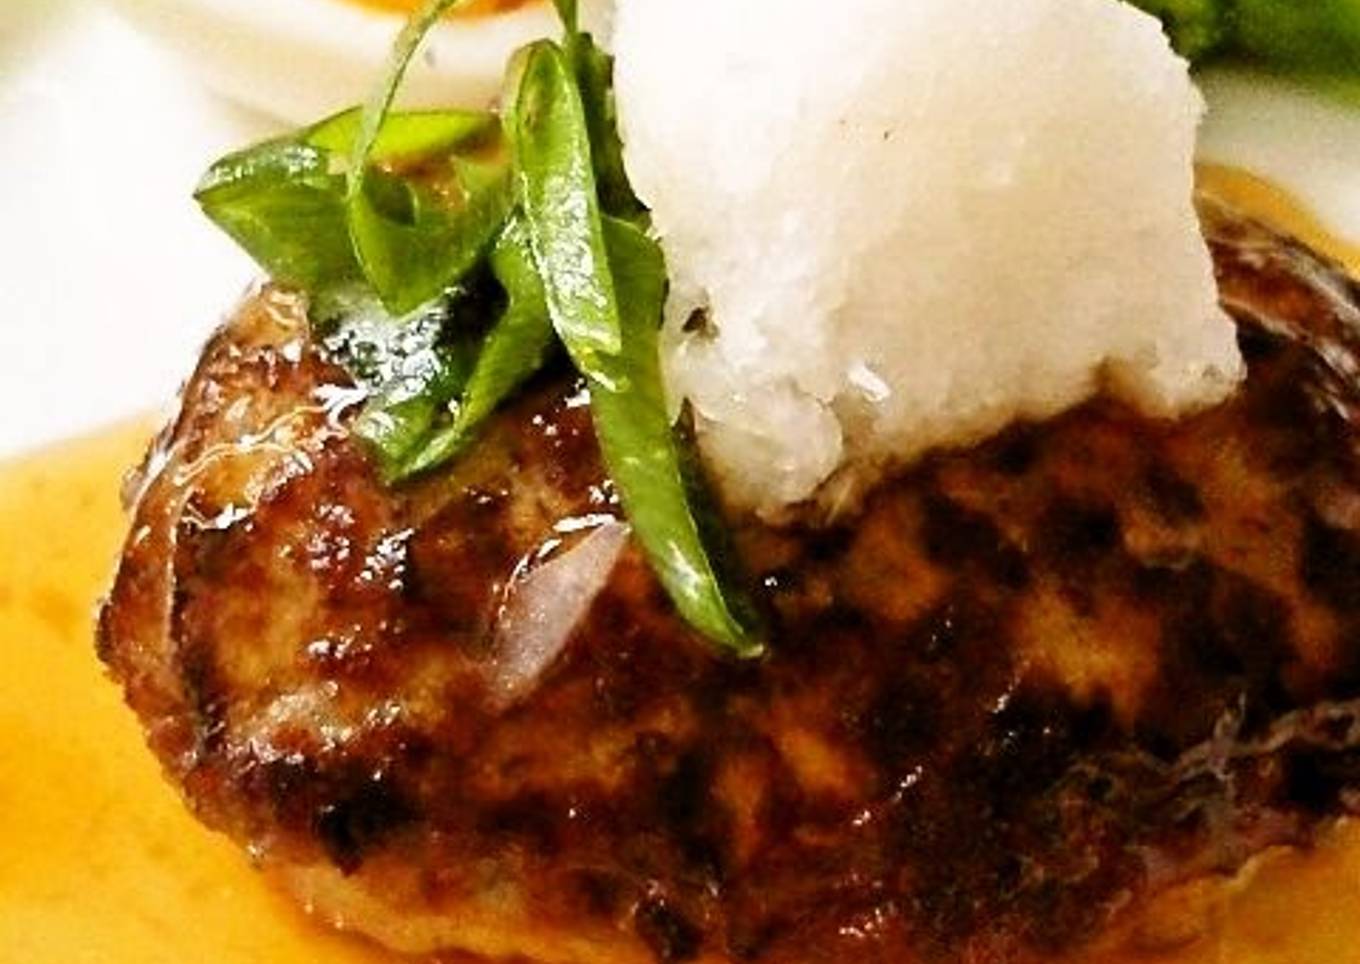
[0,171,1358,963]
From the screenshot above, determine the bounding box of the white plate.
[103,0,569,125]
[0,0,277,456]
[1198,67,1360,234]
[1,0,1358,458]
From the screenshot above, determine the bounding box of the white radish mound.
[612,0,1244,518]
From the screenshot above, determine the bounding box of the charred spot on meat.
[98,202,1360,963]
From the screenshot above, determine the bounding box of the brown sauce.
[1,169,1358,962]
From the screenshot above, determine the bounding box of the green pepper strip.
[394,216,558,480]
[346,0,513,315]
[509,41,624,368]
[589,217,763,657]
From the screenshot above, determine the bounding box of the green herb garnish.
[345,0,513,315]
[197,106,502,295]
[196,112,359,291]
[323,291,478,478]
[571,33,647,224]
[353,341,476,478]
[508,39,625,368]
[394,216,557,480]
[196,0,761,657]
[589,217,761,656]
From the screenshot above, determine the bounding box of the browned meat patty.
[99,200,1360,963]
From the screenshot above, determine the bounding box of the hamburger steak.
[99,201,1360,963]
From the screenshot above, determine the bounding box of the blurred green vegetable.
[1131,0,1360,93]
[1233,0,1360,76]
[394,217,558,480]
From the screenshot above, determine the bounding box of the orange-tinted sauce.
[0,169,1356,963]
[348,0,540,18]
[0,422,413,964]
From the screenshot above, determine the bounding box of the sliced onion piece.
[488,520,630,705]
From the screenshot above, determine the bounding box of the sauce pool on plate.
[0,171,1357,963]
[0,422,414,964]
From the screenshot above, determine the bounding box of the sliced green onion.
[551,0,579,37]
[572,34,647,224]
[394,215,557,480]
[197,106,501,295]
[319,295,472,475]
[353,340,476,476]
[508,40,624,367]
[589,217,762,658]
[311,106,496,162]
[196,114,357,291]
[347,0,514,315]
[345,0,476,192]
[505,37,758,655]
[348,155,513,316]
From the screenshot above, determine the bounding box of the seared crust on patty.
[100,202,1360,963]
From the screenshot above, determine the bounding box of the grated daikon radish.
[612,0,1244,516]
